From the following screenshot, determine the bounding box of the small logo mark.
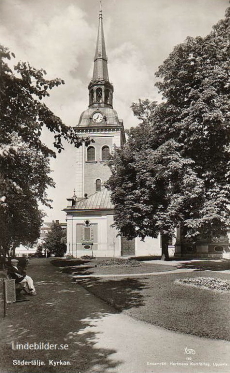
[185,347,196,355]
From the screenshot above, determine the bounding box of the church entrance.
[121,236,135,257]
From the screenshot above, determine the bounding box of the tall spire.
[88,3,114,108]
[92,2,109,81]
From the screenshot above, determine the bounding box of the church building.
[64,7,161,258]
[63,7,230,260]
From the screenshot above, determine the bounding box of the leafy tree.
[0,45,91,257]
[43,221,67,257]
[0,139,52,257]
[0,46,90,155]
[107,7,230,260]
[35,244,45,258]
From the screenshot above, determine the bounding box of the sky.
[0,0,228,223]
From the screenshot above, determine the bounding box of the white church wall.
[75,145,84,198]
[66,213,177,258]
[113,133,122,147]
[66,213,121,258]
[66,215,76,257]
[224,232,230,258]
[135,236,161,257]
[84,161,111,196]
[106,215,121,257]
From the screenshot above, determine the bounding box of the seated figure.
[8,258,36,296]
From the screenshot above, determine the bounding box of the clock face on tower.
[92,112,103,123]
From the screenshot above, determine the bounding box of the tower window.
[105,89,110,105]
[96,179,102,192]
[87,146,95,161]
[102,146,110,161]
[96,88,102,103]
[90,89,94,105]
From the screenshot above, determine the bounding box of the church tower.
[64,5,162,258]
[64,6,126,258]
[75,6,125,198]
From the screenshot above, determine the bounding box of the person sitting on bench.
[8,259,36,296]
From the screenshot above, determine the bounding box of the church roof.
[77,107,121,127]
[73,188,113,210]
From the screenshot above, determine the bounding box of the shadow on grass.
[176,259,230,271]
[0,258,123,373]
[76,276,148,311]
[51,258,90,267]
[62,266,95,275]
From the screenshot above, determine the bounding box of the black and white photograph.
[0,0,230,372]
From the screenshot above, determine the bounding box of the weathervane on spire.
[99,0,102,18]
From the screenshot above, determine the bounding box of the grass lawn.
[72,260,230,341]
[52,257,177,275]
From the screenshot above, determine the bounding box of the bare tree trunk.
[3,245,9,258]
[12,245,16,258]
[161,233,170,261]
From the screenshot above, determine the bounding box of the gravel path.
[82,312,230,373]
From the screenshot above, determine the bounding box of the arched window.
[96,88,102,103]
[89,89,94,105]
[102,146,110,161]
[105,89,110,105]
[87,146,95,161]
[96,179,102,192]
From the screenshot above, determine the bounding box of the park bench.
[3,265,30,302]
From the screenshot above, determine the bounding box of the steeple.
[88,3,114,108]
[93,2,109,81]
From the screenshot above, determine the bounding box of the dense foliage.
[0,46,90,257]
[43,221,67,257]
[107,8,230,258]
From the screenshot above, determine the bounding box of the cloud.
[0,0,96,126]
[109,42,158,127]
[26,5,94,77]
